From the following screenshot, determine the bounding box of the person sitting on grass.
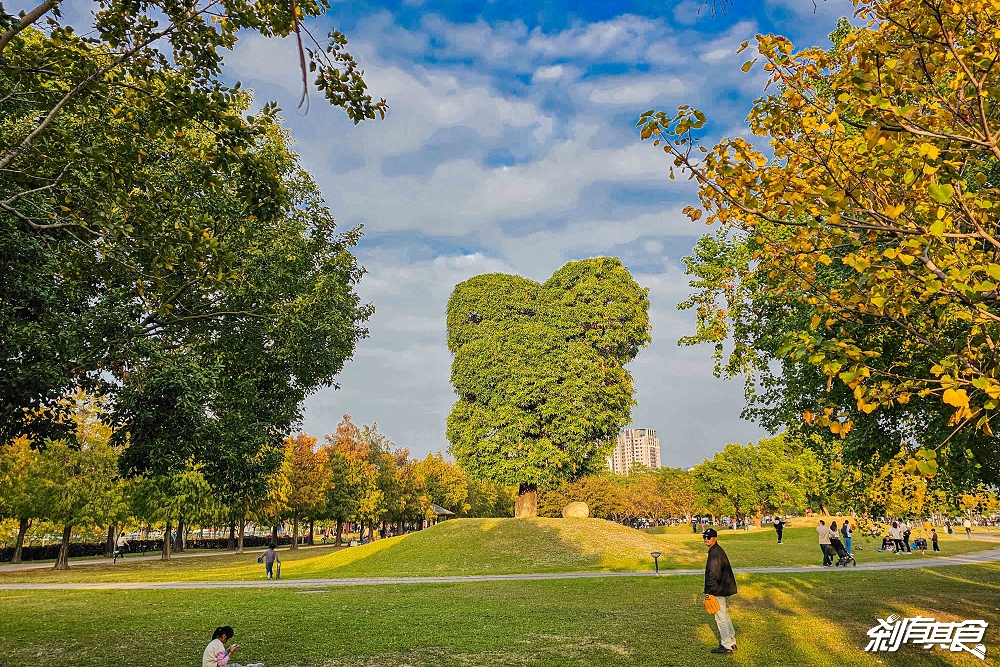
[202,626,264,667]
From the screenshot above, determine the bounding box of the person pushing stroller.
[828,521,856,567]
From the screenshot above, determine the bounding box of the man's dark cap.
[702,528,718,539]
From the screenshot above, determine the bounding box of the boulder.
[562,501,590,519]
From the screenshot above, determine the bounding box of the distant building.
[607,428,661,475]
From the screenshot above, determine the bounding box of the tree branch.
[0,0,60,55]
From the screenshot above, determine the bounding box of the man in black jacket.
[703,528,738,655]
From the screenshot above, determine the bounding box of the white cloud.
[588,75,686,105]
[223,7,845,459]
[698,20,757,64]
[532,64,566,81]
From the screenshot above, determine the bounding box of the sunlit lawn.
[1,564,999,666]
[1,520,994,584]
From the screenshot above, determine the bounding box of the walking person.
[113,533,129,564]
[702,528,738,655]
[202,626,264,667]
[946,519,954,536]
[817,520,833,566]
[964,517,972,538]
[841,520,853,554]
[901,519,912,553]
[931,528,940,552]
[773,516,785,545]
[261,543,280,580]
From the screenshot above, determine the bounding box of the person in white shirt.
[113,533,129,563]
[202,626,264,667]
[888,522,904,553]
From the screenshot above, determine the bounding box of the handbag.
[703,595,720,614]
[257,554,264,564]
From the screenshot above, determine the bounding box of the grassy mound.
[288,518,705,578]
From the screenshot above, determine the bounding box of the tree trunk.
[335,519,343,547]
[308,519,314,545]
[271,524,279,544]
[53,524,72,570]
[237,517,246,554]
[227,520,235,551]
[12,517,30,564]
[291,513,299,550]
[104,523,115,558]
[162,519,172,561]
[174,516,184,553]
[515,483,538,518]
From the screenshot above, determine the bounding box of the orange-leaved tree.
[282,434,329,549]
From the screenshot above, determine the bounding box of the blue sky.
[225,0,856,467]
[48,0,856,466]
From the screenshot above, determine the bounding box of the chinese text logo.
[865,614,987,660]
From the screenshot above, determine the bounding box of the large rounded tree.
[446,258,650,517]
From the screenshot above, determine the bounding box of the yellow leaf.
[942,388,970,408]
[885,204,905,219]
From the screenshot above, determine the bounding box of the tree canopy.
[638,1,1000,487]
[1,2,380,444]
[446,257,650,517]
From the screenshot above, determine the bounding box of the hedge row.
[0,535,296,563]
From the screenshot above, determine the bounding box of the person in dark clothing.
[703,528,738,655]
[931,528,940,552]
[262,543,280,580]
[773,516,785,544]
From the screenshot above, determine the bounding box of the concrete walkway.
[3,547,1000,591]
[0,543,337,573]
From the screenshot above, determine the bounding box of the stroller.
[830,535,856,566]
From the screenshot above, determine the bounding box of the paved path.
[0,543,337,573]
[4,547,1000,591]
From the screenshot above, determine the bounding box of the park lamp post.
[651,551,661,574]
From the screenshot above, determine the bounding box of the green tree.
[693,435,821,524]
[446,258,650,517]
[109,110,371,519]
[35,393,121,569]
[1,0,383,443]
[0,436,45,563]
[465,479,516,518]
[657,468,701,520]
[416,452,470,515]
[130,462,212,561]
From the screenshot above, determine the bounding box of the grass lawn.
[1,564,999,666]
[1,519,994,584]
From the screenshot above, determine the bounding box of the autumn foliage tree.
[639,1,1000,486]
[282,434,329,549]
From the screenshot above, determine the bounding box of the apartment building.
[606,427,661,475]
